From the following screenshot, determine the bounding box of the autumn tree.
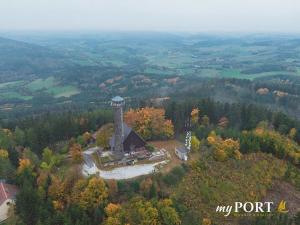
[289,128,297,140]
[191,136,201,152]
[0,149,8,159]
[17,158,33,174]
[78,177,108,210]
[96,123,114,149]
[124,107,174,140]
[202,218,212,225]
[36,171,51,200]
[207,131,219,145]
[140,178,153,198]
[163,120,175,140]
[223,138,241,160]
[49,167,84,210]
[22,148,40,167]
[107,179,118,201]
[125,198,159,225]
[191,108,199,126]
[48,175,67,211]
[122,197,180,225]
[103,203,122,225]
[201,115,210,127]
[253,126,300,165]
[207,131,241,161]
[69,143,83,163]
[83,131,92,144]
[157,199,181,225]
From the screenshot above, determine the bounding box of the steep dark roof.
[109,123,133,147]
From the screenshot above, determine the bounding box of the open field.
[46,85,80,98]
[0,76,80,101]
[0,91,32,100]
[27,76,80,97]
[27,77,56,91]
[0,33,300,118]
[0,80,24,89]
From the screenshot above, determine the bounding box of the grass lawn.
[27,77,56,91]
[26,76,80,98]
[220,69,241,78]
[244,71,299,80]
[197,69,220,78]
[46,86,80,98]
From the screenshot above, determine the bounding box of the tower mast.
[111,96,125,155]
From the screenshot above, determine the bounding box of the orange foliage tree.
[124,107,174,140]
[191,108,199,126]
[107,180,118,201]
[48,175,68,210]
[69,143,83,163]
[207,131,241,161]
[83,132,92,144]
[17,158,33,174]
[103,203,122,225]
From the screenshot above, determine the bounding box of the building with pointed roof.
[110,96,146,155]
[109,123,146,153]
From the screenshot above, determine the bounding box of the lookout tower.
[111,96,125,154]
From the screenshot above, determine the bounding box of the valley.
[1,33,300,121]
[0,32,299,225]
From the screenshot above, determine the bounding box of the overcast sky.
[0,0,300,33]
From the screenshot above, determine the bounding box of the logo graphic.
[277,200,289,213]
[216,202,273,217]
[216,200,289,217]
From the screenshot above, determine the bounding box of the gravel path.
[82,161,167,180]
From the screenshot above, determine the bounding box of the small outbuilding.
[175,146,189,161]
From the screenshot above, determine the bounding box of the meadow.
[0,76,80,101]
[0,32,300,118]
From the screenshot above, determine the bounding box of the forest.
[0,32,300,225]
[0,33,300,120]
[1,97,300,225]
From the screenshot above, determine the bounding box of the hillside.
[173,152,299,224]
[1,97,300,225]
[0,37,70,82]
[0,33,300,121]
